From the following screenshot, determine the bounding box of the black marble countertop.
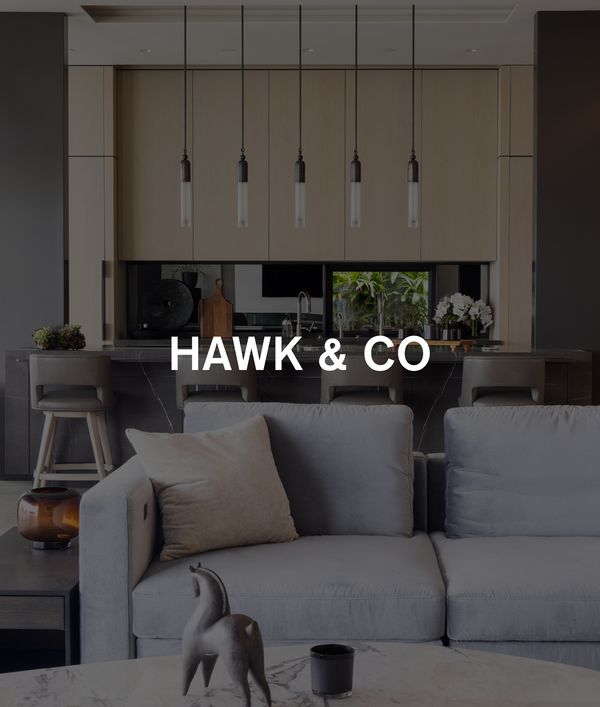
[8,344,592,366]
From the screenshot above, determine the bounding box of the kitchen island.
[3,342,592,480]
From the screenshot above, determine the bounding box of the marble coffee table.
[2,642,600,706]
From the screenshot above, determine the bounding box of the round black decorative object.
[141,279,194,331]
[310,644,355,698]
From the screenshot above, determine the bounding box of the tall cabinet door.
[269,70,345,261]
[193,70,269,261]
[421,70,498,261]
[118,70,193,260]
[345,70,421,261]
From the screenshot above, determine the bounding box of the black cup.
[310,644,355,698]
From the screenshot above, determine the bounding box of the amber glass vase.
[17,487,81,550]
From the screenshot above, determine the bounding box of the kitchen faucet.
[296,291,312,338]
[376,292,385,336]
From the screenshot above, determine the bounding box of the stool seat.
[330,390,395,406]
[37,388,106,412]
[473,391,537,407]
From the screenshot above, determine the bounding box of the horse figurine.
[182,562,272,706]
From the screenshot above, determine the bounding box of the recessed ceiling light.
[302,47,315,53]
[139,48,152,53]
[465,48,479,53]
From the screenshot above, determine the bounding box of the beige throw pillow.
[126,416,298,561]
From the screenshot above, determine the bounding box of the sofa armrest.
[426,453,447,534]
[79,455,157,663]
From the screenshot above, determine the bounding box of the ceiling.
[1,1,599,66]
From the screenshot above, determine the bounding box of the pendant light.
[237,5,248,228]
[407,4,419,229]
[294,4,306,229]
[350,4,361,228]
[180,5,192,228]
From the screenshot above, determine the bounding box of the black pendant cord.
[354,4,358,158]
[241,4,245,156]
[411,3,415,157]
[298,4,302,157]
[183,4,188,158]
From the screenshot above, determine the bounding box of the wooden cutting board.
[200,279,233,338]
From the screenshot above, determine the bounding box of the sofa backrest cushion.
[184,402,414,536]
[445,406,600,537]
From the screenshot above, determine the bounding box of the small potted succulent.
[33,324,86,351]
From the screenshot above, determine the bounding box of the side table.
[0,527,79,671]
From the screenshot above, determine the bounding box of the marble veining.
[2,642,600,707]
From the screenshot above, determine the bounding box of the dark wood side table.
[0,527,79,670]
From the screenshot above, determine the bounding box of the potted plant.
[33,325,86,351]
[464,299,494,338]
[434,293,475,340]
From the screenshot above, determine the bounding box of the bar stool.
[321,356,403,405]
[176,355,259,411]
[30,354,114,486]
[459,355,545,407]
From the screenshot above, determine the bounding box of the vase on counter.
[397,327,415,340]
[423,324,438,340]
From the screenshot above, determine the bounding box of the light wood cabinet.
[498,66,534,157]
[193,70,269,261]
[421,70,498,262]
[118,70,193,260]
[344,70,421,261]
[269,70,345,261]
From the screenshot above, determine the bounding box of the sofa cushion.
[132,534,445,642]
[126,417,298,560]
[183,403,414,536]
[432,533,600,642]
[445,406,600,537]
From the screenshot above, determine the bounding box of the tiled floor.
[0,481,34,535]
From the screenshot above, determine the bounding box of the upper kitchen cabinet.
[118,70,193,260]
[193,70,269,261]
[344,70,421,261]
[421,70,498,262]
[269,70,345,261]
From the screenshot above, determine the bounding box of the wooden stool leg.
[42,414,57,482]
[34,413,54,487]
[86,413,106,481]
[96,413,114,473]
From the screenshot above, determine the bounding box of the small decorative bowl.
[17,487,81,550]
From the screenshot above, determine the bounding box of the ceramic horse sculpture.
[182,562,272,706]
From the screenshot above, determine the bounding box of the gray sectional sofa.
[79,403,600,671]
[80,403,445,663]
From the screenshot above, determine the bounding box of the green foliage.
[32,326,58,350]
[33,324,86,351]
[333,270,429,331]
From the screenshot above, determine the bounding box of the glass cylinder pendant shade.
[294,155,306,229]
[180,153,192,228]
[237,154,248,228]
[350,155,361,228]
[408,154,419,229]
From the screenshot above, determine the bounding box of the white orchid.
[434,292,494,332]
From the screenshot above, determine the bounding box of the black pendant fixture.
[294,4,306,229]
[237,5,248,228]
[350,4,361,228]
[407,3,419,229]
[180,5,191,228]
